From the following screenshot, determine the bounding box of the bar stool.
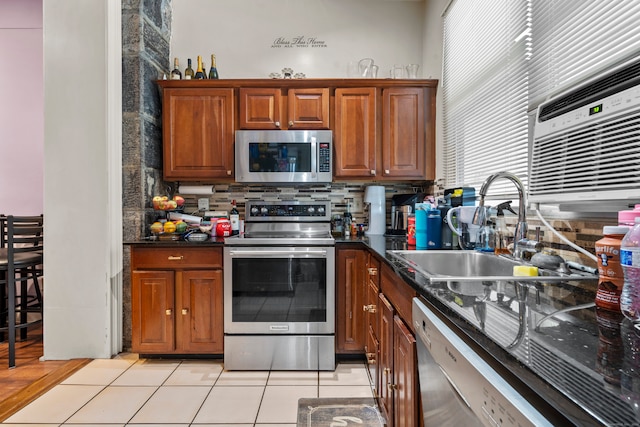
[0,215,44,368]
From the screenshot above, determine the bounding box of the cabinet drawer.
[132,247,222,269]
[380,263,416,332]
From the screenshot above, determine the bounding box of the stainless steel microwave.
[235,130,333,183]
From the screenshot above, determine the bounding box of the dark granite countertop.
[344,235,636,427]
[124,234,635,425]
[125,237,226,246]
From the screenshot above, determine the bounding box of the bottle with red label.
[595,225,630,311]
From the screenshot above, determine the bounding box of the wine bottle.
[230,200,240,235]
[184,58,194,80]
[208,54,219,79]
[170,57,182,80]
[201,59,207,79]
[194,55,206,79]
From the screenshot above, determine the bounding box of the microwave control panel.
[319,143,331,173]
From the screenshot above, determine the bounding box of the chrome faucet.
[473,171,529,258]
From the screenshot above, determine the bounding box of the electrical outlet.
[352,198,363,213]
[198,198,210,211]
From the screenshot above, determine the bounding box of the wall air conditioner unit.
[529,57,640,211]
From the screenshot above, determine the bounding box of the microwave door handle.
[310,136,317,177]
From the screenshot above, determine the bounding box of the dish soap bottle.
[494,201,516,255]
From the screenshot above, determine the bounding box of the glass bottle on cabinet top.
[184,58,194,80]
[209,54,219,79]
[170,57,182,80]
[194,55,206,79]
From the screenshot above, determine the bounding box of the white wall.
[0,0,43,215]
[43,0,122,360]
[422,0,447,182]
[171,0,426,79]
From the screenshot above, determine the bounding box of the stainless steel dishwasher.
[412,297,553,427]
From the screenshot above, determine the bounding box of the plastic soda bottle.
[619,217,640,321]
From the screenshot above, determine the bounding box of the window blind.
[442,0,640,198]
[442,0,531,197]
[529,0,640,110]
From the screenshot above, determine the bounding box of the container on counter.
[620,204,640,227]
[620,218,640,321]
[437,199,453,249]
[215,218,232,237]
[595,226,630,311]
[407,214,416,246]
[427,208,442,249]
[415,203,429,250]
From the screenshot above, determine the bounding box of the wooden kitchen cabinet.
[336,248,368,353]
[393,315,418,427]
[334,85,435,181]
[376,257,419,427]
[239,88,282,129]
[382,87,426,179]
[161,88,235,181]
[378,292,395,422]
[364,254,381,386]
[239,87,329,129]
[131,246,223,354]
[334,87,378,178]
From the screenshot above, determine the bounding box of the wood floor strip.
[0,358,92,422]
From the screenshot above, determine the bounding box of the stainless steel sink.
[386,250,595,283]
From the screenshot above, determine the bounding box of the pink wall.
[0,0,43,215]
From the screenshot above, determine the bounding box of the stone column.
[121,0,171,349]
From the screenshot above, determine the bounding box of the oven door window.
[231,257,326,322]
[248,142,311,173]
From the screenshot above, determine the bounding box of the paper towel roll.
[177,185,214,195]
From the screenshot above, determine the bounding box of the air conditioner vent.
[530,58,640,207]
[538,60,640,122]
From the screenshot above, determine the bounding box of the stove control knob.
[317,207,325,214]
[250,207,259,216]
[307,207,315,214]
[261,207,269,215]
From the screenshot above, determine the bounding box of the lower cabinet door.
[379,293,394,423]
[132,270,175,353]
[365,324,379,393]
[179,269,224,353]
[393,315,417,427]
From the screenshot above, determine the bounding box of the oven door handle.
[227,249,329,257]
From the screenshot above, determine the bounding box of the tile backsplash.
[167,181,431,230]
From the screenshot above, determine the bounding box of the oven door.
[224,245,335,334]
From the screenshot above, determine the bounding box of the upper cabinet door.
[239,88,283,129]
[287,88,330,129]
[382,87,426,179]
[334,87,378,178]
[162,88,235,181]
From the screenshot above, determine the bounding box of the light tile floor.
[2,354,375,426]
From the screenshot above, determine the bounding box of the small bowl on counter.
[186,232,210,242]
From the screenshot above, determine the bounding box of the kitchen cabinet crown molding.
[158,78,438,90]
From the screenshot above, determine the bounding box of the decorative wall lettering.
[271,36,328,48]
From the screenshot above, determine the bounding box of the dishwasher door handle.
[438,365,473,411]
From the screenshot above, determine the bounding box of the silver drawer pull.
[167,255,184,261]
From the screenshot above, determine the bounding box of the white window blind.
[529,0,640,109]
[442,0,531,198]
[442,0,640,198]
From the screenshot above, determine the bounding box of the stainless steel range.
[223,200,335,370]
